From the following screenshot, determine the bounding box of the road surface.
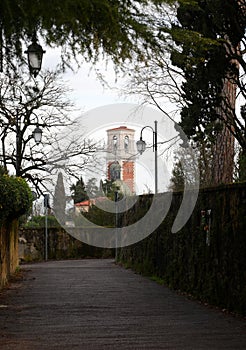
[0,259,245,349]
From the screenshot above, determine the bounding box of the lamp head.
[25,38,45,77]
[136,138,146,155]
[33,125,42,144]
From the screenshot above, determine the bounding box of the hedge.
[0,171,33,224]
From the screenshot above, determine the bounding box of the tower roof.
[107,125,135,132]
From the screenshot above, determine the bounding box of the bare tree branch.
[0,66,100,195]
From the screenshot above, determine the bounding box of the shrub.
[0,170,32,223]
[23,215,61,228]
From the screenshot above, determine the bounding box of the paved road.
[0,259,245,349]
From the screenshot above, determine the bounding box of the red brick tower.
[106,126,136,194]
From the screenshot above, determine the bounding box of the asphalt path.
[0,259,245,349]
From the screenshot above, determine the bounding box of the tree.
[85,177,100,198]
[100,179,118,200]
[238,104,246,181]
[169,159,185,191]
[0,66,98,194]
[53,172,66,223]
[169,143,214,191]
[84,204,115,228]
[70,177,88,204]
[0,0,168,72]
[168,0,246,183]
[123,0,246,184]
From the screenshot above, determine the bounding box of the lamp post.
[25,36,45,78]
[44,194,50,261]
[136,120,158,194]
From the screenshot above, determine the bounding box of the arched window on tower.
[124,135,129,150]
[110,162,121,180]
[113,135,117,150]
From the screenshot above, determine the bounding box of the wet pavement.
[0,259,245,349]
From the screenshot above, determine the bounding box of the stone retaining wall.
[0,219,19,288]
[18,227,113,261]
[119,183,246,315]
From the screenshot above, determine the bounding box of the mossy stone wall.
[19,227,113,261]
[119,183,246,315]
[0,219,19,288]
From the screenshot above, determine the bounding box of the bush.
[23,215,61,228]
[0,170,32,223]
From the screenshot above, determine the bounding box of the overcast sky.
[43,48,137,112]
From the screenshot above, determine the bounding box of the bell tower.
[106,126,136,194]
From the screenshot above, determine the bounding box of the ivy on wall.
[119,183,246,316]
[0,169,32,223]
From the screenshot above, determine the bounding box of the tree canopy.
[168,0,246,182]
[0,0,169,70]
[0,167,32,223]
[122,0,245,185]
[169,0,245,145]
[70,177,88,204]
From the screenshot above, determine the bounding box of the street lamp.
[32,124,42,144]
[115,190,119,262]
[25,36,45,77]
[136,121,158,194]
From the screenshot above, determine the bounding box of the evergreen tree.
[169,160,185,191]
[166,0,245,184]
[100,179,122,201]
[0,0,166,71]
[85,178,100,198]
[169,0,245,144]
[123,1,245,185]
[53,172,66,224]
[169,144,214,191]
[70,177,88,204]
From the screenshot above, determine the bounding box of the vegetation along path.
[0,259,245,349]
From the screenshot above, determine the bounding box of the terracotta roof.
[75,197,108,207]
[107,126,135,132]
[75,200,91,207]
